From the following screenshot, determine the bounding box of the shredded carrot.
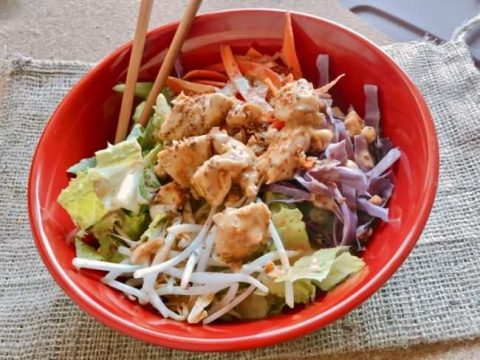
[237,60,283,87]
[245,47,263,59]
[271,119,285,130]
[193,79,227,87]
[220,44,271,109]
[283,73,295,84]
[316,74,345,94]
[235,54,277,68]
[183,69,228,82]
[220,44,245,80]
[203,62,226,73]
[263,78,278,97]
[166,76,217,95]
[280,13,302,79]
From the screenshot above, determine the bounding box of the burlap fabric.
[1,37,479,358]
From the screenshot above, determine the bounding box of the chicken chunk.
[191,129,259,206]
[153,181,187,213]
[156,134,212,188]
[159,92,235,141]
[226,102,265,129]
[213,203,271,264]
[271,79,326,127]
[257,126,311,184]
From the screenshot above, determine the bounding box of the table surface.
[1,0,478,358]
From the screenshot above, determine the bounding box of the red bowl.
[28,9,439,351]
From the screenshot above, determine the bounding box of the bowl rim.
[28,7,439,352]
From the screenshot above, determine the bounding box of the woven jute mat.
[0,28,479,359]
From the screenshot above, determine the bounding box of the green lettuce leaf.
[235,293,270,319]
[270,203,311,251]
[275,247,365,292]
[144,94,170,148]
[120,210,150,241]
[276,246,347,283]
[318,252,365,291]
[67,156,96,175]
[113,82,153,99]
[57,172,108,229]
[90,213,117,239]
[140,212,168,242]
[75,238,104,261]
[259,273,315,304]
[89,138,147,214]
[132,101,146,123]
[97,235,124,263]
[130,94,170,150]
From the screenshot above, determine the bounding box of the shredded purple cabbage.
[261,70,400,251]
[333,119,354,158]
[316,54,330,86]
[354,135,373,171]
[367,148,401,178]
[264,183,312,203]
[325,140,348,165]
[357,198,389,222]
[364,84,380,131]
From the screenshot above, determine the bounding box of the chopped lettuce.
[275,247,365,292]
[97,235,124,263]
[132,101,146,123]
[75,238,104,261]
[113,82,173,103]
[235,293,270,319]
[120,210,150,241]
[318,252,365,291]
[145,93,170,148]
[113,82,153,99]
[57,172,108,229]
[140,212,168,242]
[67,156,96,175]
[259,273,315,304]
[270,203,311,251]
[58,135,161,230]
[130,93,170,150]
[89,138,147,214]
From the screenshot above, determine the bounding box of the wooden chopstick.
[114,0,154,144]
[138,0,202,127]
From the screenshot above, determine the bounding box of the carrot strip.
[315,74,345,94]
[235,54,277,68]
[271,119,285,130]
[220,44,243,78]
[220,44,271,110]
[193,79,227,87]
[166,76,217,95]
[203,62,226,72]
[283,73,295,84]
[183,69,228,82]
[280,13,302,79]
[237,60,282,87]
[263,78,278,97]
[245,47,263,58]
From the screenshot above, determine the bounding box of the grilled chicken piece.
[159,92,235,141]
[153,181,187,213]
[271,79,326,127]
[156,134,212,188]
[191,129,259,206]
[226,102,265,129]
[257,126,311,184]
[213,203,271,264]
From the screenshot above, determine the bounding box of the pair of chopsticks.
[115,0,202,144]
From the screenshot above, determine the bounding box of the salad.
[58,13,400,324]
